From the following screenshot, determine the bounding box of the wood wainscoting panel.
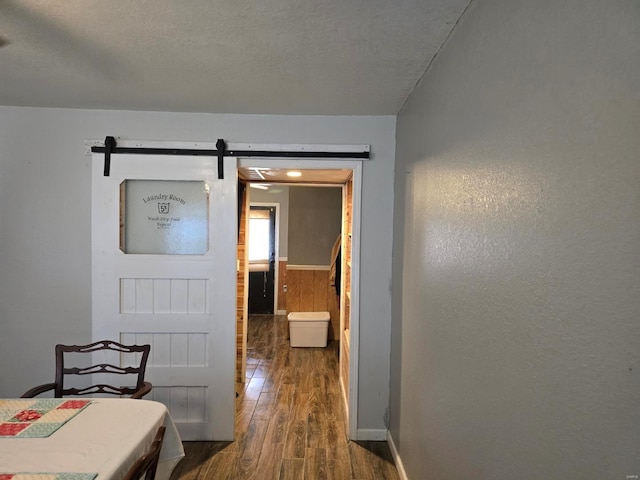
[285,266,340,341]
[287,269,301,313]
[313,270,329,312]
[299,271,316,311]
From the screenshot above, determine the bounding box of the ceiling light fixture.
[250,168,266,180]
[287,171,302,178]
[249,183,269,190]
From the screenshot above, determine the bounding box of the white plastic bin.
[288,311,330,347]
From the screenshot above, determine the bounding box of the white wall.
[390,0,640,478]
[0,108,395,434]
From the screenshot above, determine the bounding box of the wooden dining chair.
[123,425,166,480]
[21,340,152,399]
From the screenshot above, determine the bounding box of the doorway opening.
[90,139,367,442]
[248,204,277,314]
[237,160,361,440]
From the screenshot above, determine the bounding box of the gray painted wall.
[391,0,640,478]
[249,185,289,258]
[288,186,342,265]
[0,109,395,435]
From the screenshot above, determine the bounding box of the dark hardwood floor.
[169,314,400,480]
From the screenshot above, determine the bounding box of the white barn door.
[91,152,237,440]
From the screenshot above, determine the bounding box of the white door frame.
[238,155,363,440]
[88,138,367,440]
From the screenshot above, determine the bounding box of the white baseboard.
[276,309,287,315]
[354,428,388,441]
[387,431,409,480]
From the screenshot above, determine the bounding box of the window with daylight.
[248,208,271,272]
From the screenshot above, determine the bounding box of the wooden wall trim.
[287,264,330,271]
[236,182,249,384]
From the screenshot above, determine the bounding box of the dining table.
[0,397,185,480]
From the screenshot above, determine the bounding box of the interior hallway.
[169,314,400,479]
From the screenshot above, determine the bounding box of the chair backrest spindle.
[22,340,152,399]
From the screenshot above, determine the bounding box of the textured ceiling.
[0,0,470,115]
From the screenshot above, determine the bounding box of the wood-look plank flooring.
[169,314,400,480]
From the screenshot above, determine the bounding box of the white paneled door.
[92,152,237,440]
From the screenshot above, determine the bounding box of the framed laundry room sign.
[120,179,209,255]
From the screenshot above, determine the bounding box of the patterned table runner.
[0,474,97,480]
[0,399,91,438]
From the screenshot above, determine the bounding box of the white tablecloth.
[0,398,185,480]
